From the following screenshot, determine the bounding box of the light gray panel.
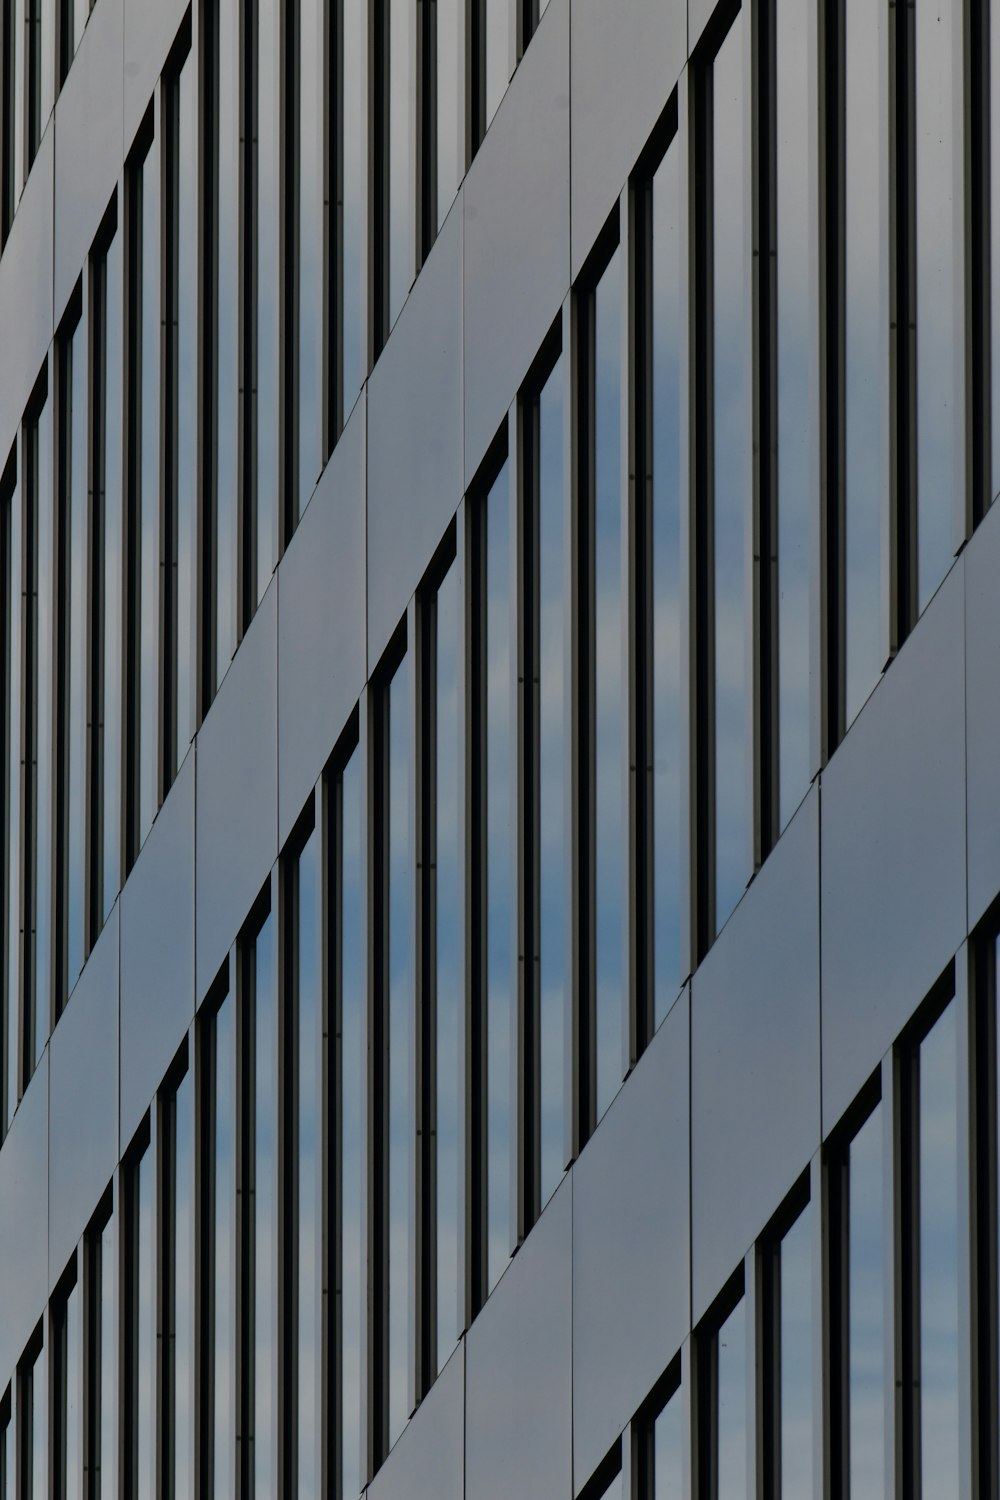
[196,580,278,998]
[573,987,690,1491]
[120,746,195,1150]
[368,1341,464,1500]
[463,0,569,486]
[49,908,119,1285]
[366,200,462,671]
[821,560,966,1135]
[0,1054,48,1389]
[691,785,820,1323]
[123,0,189,151]
[0,123,53,468]
[965,499,1000,929]
[278,394,366,846]
[571,0,686,280]
[54,0,124,319]
[466,1175,572,1500]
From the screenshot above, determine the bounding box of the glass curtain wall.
[252,909,278,1496]
[4,456,22,1131]
[296,827,321,1490]
[100,221,124,925]
[137,118,161,854]
[386,655,412,1448]
[256,0,279,606]
[212,989,236,1499]
[848,1103,884,1498]
[299,0,325,509]
[917,1001,959,1491]
[172,45,197,774]
[62,307,88,1005]
[216,0,240,686]
[338,746,364,1500]
[29,383,55,1074]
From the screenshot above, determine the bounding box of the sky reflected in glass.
[850,1103,884,1499]
[717,1295,746,1500]
[388,656,412,1446]
[919,1001,959,1494]
[436,563,462,1360]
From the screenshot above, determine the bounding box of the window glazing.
[133,1138,155,1499]
[172,1067,194,1496]
[849,1103,883,1498]
[213,991,235,1499]
[299,0,324,507]
[174,47,197,769]
[387,654,412,1447]
[138,123,161,851]
[297,827,321,1490]
[65,310,88,999]
[216,0,239,683]
[101,224,123,923]
[63,1277,81,1500]
[256,0,279,606]
[342,0,366,414]
[99,1203,117,1500]
[780,1203,812,1494]
[716,1295,746,1497]
[485,0,509,128]
[1,1389,11,1500]
[6,463,22,1129]
[340,746,364,1500]
[31,387,54,1069]
[653,1387,682,1497]
[253,909,278,1496]
[918,1000,959,1491]
[388,0,413,331]
[436,0,461,229]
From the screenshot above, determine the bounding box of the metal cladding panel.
[123,0,189,151]
[965,496,1000,929]
[466,1174,572,1500]
[54,0,124,320]
[366,200,463,673]
[573,986,690,1491]
[821,558,967,1135]
[0,1055,48,1390]
[571,0,686,280]
[0,123,53,469]
[120,747,195,1151]
[49,906,119,1286]
[367,1341,465,1500]
[462,0,569,486]
[278,394,367,846]
[690,784,820,1323]
[195,578,278,999]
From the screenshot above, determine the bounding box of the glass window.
[779,1204,812,1494]
[175,48,197,768]
[1,1388,12,1500]
[387,655,412,1446]
[342,0,367,416]
[775,0,810,829]
[256,0,279,604]
[844,0,883,726]
[216,0,240,684]
[57,1274,82,1500]
[485,0,510,129]
[436,0,461,230]
[651,139,682,1023]
[10,0,26,224]
[537,356,566,1203]
[172,1067,194,1497]
[213,991,235,1500]
[389,0,414,330]
[593,246,625,1121]
[19,1334,47,1500]
[485,461,512,1289]
[130,1137,155,1500]
[299,0,324,510]
[434,561,461,1363]
[915,0,959,611]
[339,746,364,1500]
[653,1385,683,1498]
[253,910,278,1496]
[65,310,88,999]
[138,124,161,851]
[297,829,321,1490]
[5,461,23,1130]
[849,1103,884,1498]
[98,1202,118,1500]
[716,1296,746,1498]
[712,10,749,934]
[918,1001,959,1491]
[71,0,85,53]
[31,387,55,1069]
[101,223,124,924]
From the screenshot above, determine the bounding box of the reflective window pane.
[100,1204,117,1500]
[436,0,461,229]
[486,461,512,1289]
[33,390,55,1067]
[297,829,321,1490]
[102,226,123,922]
[66,316,88,996]
[136,1142,155,1500]
[780,1204,812,1495]
[712,13,749,932]
[5,465,23,1129]
[919,1001,959,1491]
[651,140,682,1023]
[593,247,624,1119]
[299,0,324,508]
[340,748,364,1500]
[38,0,54,140]
[849,1104,884,1499]
[844,0,884,726]
[257,0,280,605]
[2,1389,12,1500]
[216,0,240,680]
[486,0,509,128]
[139,128,161,849]
[435,563,461,1362]
[775,0,810,829]
[173,1068,194,1497]
[72,0,86,52]
[13,0,25,212]
[176,49,197,765]
[64,1279,81,1500]
[214,992,236,1500]
[915,0,959,611]
[389,0,413,329]
[342,0,367,415]
[653,1387,683,1498]
[717,1296,746,1499]
[28,1339,47,1500]
[254,911,278,1497]
[387,656,412,1446]
[538,359,565,1204]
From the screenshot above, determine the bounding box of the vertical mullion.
[326,0,343,452]
[162,68,180,799]
[322,770,337,1500]
[194,1004,215,1500]
[464,497,487,1321]
[367,681,390,1475]
[416,0,436,266]
[281,0,297,549]
[158,1088,173,1500]
[818,0,845,760]
[237,0,256,641]
[966,0,989,531]
[235,937,256,1500]
[20,404,38,1095]
[123,153,142,879]
[52,327,71,1022]
[86,244,103,957]
[974,937,1000,1498]
[370,0,390,359]
[198,0,218,723]
[888,0,917,653]
[414,588,437,1401]
[886,1044,919,1500]
[277,855,299,1500]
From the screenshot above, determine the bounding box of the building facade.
[0,0,997,1495]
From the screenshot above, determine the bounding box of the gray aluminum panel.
[278,394,367,846]
[0,123,53,469]
[196,579,278,999]
[120,747,195,1150]
[573,986,690,1491]
[821,559,966,1134]
[466,1174,572,1500]
[964,498,1000,929]
[54,0,124,320]
[368,1340,464,1500]
[571,0,686,281]
[48,907,119,1286]
[463,0,569,486]
[0,1055,48,1390]
[691,785,820,1323]
[366,201,463,672]
[123,0,189,152]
